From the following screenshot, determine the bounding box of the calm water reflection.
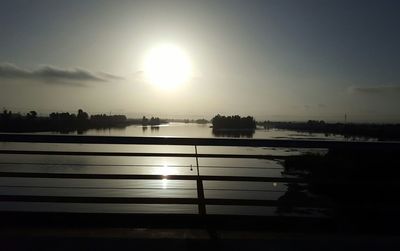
[0,123,338,216]
[35,122,364,141]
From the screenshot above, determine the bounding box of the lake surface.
[39,122,367,141]
[0,123,352,217]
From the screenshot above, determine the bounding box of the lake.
[39,122,361,141]
[0,123,355,217]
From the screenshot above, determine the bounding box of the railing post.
[194,145,206,216]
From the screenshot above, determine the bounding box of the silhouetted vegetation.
[279,147,400,230]
[211,115,256,138]
[212,115,256,130]
[141,116,164,126]
[166,118,209,124]
[0,109,134,133]
[260,120,400,140]
[195,118,209,124]
[211,114,256,130]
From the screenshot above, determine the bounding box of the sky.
[1,0,400,122]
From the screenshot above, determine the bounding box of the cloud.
[0,63,122,85]
[348,84,400,94]
[98,72,124,80]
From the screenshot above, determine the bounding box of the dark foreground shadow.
[278,147,400,232]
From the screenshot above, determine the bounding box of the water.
[39,122,361,141]
[0,123,351,216]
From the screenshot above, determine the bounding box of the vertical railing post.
[194,145,206,216]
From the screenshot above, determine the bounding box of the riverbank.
[260,120,400,141]
[0,110,167,134]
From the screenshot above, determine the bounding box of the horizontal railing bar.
[0,195,198,204]
[205,189,286,192]
[204,198,328,208]
[0,185,197,191]
[0,172,304,183]
[0,150,195,158]
[0,171,396,185]
[0,185,285,193]
[0,172,199,180]
[0,150,285,160]
[200,166,282,170]
[202,176,306,183]
[3,194,398,208]
[0,162,191,168]
[1,134,399,150]
[0,162,282,170]
[0,195,328,208]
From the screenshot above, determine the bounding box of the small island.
[141,116,165,126]
[211,114,256,138]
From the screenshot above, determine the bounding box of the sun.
[144,44,192,89]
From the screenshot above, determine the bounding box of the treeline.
[0,109,130,133]
[259,120,400,140]
[182,118,209,124]
[212,115,256,130]
[165,118,209,124]
[141,116,165,126]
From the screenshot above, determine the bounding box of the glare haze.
[1,0,400,122]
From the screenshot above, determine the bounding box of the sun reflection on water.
[161,164,171,189]
[162,164,169,177]
[162,178,168,189]
[149,161,186,189]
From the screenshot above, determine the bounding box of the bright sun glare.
[144,44,192,89]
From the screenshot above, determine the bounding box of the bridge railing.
[0,133,399,217]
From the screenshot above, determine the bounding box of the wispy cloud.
[348,84,400,94]
[0,63,122,85]
[97,72,124,81]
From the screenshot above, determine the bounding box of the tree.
[77,109,89,120]
[27,111,37,119]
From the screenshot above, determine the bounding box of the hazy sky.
[1,0,400,122]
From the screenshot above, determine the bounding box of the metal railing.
[0,133,399,217]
